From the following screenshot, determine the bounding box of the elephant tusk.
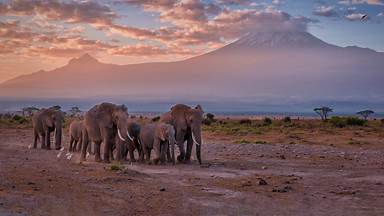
[118,129,126,141]
[126,130,134,142]
[192,132,201,146]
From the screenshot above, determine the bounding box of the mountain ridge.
[0,30,383,103]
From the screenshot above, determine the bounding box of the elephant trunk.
[55,119,62,150]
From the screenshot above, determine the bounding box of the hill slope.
[0,30,383,103]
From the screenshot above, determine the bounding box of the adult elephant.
[160,104,204,164]
[80,103,130,163]
[32,108,63,150]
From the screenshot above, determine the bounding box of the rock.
[258,178,268,185]
[272,185,292,193]
[160,188,166,192]
[27,182,35,185]
[241,180,252,187]
[262,166,268,170]
[200,163,211,168]
[280,155,286,160]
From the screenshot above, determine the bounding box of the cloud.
[109,44,198,56]
[2,0,117,25]
[0,0,318,61]
[378,12,384,16]
[345,13,367,20]
[338,0,384,5]
[313,6,339,17]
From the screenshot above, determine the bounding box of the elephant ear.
[195,105,204,114]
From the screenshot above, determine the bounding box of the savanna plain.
[1,115,384,216]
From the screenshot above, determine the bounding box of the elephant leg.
[80,130,89,161]
[176,135,186,162]
[77,136,83,152]
[196,142,202,165]
[128,141,137,162]
[142,145,151,164]
[103,138,112,163]
[185,134,193,163]
[152,139,161,165]
[94,141,102,162]
[88,142,93,154]
[45,130,51,150]
[41,133,46,149]
[69,137,74,152]
[73,140,78,152]
[33,131,38,149]
[166,145,172,163]
[160,142,167,165]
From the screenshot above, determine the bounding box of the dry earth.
[1,127,384,216]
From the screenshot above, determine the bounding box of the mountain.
[0,30,383,105]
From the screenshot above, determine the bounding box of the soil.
[1,128,384,216]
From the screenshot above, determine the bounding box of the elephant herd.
[31,103,204,165]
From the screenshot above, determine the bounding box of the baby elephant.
[69,120,83,152]
[140,123,176,165]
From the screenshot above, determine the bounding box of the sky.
[0,0,383,83]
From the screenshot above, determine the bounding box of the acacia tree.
[356,110,374,120]
[314,106,333,120]
[68,106,82,117]
[22,107,39,116]
[50,105,62,111]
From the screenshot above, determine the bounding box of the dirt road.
[1,128,384,216]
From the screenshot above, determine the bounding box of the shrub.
[234,139,251,144]
[206,113,215,121]
[152,116,160,122]
[110,165,123,171]
[203,113,216,125]
[239,119,252,125]
[329,116,346,128]
[202,118,213,125]
[282,116,291,123]
[12,115,28,124]
[330,116,366,128]
[381,119,384,124]
[263,117,272,126]
[345,117,365,126]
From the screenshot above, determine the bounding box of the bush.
[345,117,365,126]
[282,116,291,123]
[206,113,215,121]
[329,116,346,128]
[330,116,366,128]
[12,115,28,124]
[152,116,160,122]
[381,119,384,124]
[239,119,252,125]
[202,118,213,125]
[263,117,272,126]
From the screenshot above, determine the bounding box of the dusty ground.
[1,126,384,216]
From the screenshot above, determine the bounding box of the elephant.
[80,103,131,163]
[160,104,204,164]
[139,123,176,165]
[69,120,83,152]
[115,120,141,162]
[32,108,64,150]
